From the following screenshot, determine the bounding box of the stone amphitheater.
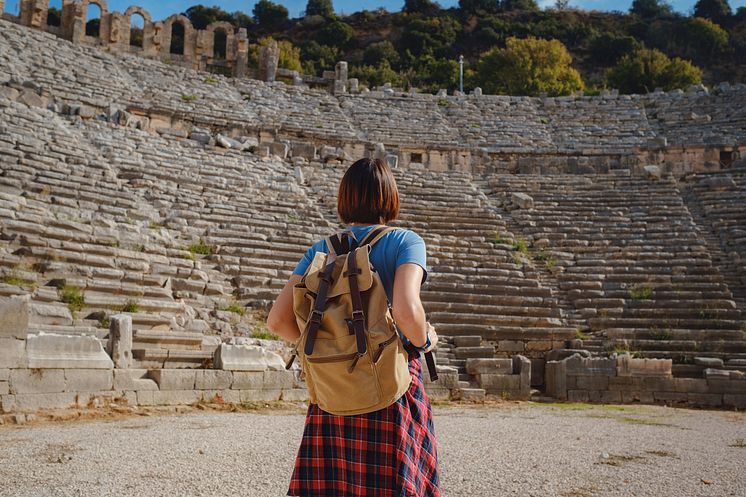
[1,2,745,418]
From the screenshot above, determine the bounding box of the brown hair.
[337,158,400,225]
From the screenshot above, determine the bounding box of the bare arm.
[266,274,303,344]
[391,263,437,351]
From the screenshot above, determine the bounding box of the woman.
[267,157,441,497]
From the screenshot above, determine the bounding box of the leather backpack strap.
[345,250,367,373]
[359,225,397,248]
[303,260,336,356]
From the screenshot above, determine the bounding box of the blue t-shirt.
[292,225,428,346]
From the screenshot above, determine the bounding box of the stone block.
[526,340,552,351]
[0,382,8,395]
[511,192,534,209]
[149,370,196,390]
[567,390,589,402]
[263,370,295,390]
[214,344,285,371]
[694,357,724,368]
[195,370,233,390]
[706,379,746,394]
[723,394,746,409]
[617,355,672,377]
[268,142,288,159]
[281,388,310,402]
[0,369,9,381]
[201,389,240,404]
[453,336,481,347]
[545,361,567,400]
[423,384,450,401]
[686,393,723,407]
[546,349,591,362]
[476,373,520,393]
[151,390,201,406]
[465,358,512,375]
[620,391,655,404]
[653,392,689,404]
[575,374,610,390]
[671,378,710,394]
[239,389,282,402]
[0,338,26,369]
[12,392,78,412]
[704,368,730,379]
[113,369,158,391]
[291,142,316,159]
[565,354,616,375]
[642,376,676,392]
[231,371,264,390]
[29,304,73,326]
[588,390,622,403]
[497,340,524,352]
[1,394,15,413]
[136,390,154,406]
[643,165,661,180]
[608,376,643,391]
[513,355,531,392]
[10,369,65,394]
[26,333,113,369]
[64,369,113,392]
[108,314,133,369]
[0,297,28,339]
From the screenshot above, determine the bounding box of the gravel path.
[0,402,744,497]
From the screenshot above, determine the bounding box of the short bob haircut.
[337,158,400,225]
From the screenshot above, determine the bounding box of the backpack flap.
[302,245,374,299]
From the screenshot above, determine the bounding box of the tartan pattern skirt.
[287,351,441,497]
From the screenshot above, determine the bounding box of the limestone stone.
[29,304,73,326]
[214,344,285,371]
[230,371,264,390]
[465,358,512,375]
[10,369,65,394]
[281,388,310,402]
[113,369,158,391]
[643,165,661,180]
[239,389,282,402]
[0,297,29,339]
[195,370,233,390]
[201,389,241,404]
[694,357,723,368]
[149,370,196,390]
[64,369,113,392]
[0,338,26,369]
[108,314,133,369]
[26,333,113,369]
[511,192,534,209]
[151,390,201,406]
[12,392,78,412]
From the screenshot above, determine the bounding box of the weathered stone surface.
[108,314,133,369]
[0,338,26,369]
[465,358,512,375]
[29,304,73,326]
[11,392,78,412]
[149,370,196,391]
[643,165,661,180]
[195,370,233,390]
[511,192,534,209]
[64,369,114,392]
[10,369,65,394]
[0,297,29,339]
[113,369,158,391]
[239,389,282,401]
[151,390,201,406]
[26,333,113,369]
[214,344,285,371]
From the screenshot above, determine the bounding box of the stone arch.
[2,0,20,17]
[76,0,107,42]
[161,14,194,61]
[205,21,235,61]
[123,5,152,51]
[18,0,49,27]
[46,0,63,27]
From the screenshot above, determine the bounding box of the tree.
[630,0,672,18]
[248,37,302,72]
[403,0,441,15]
[502,0,539,11]
[317,19,355,48]
[682,17,729,57]
[363,41,400,67]
[184,5,234,29]
[306,0,334,17]
[253,0,289,29]
[458,0,500,15]
[606,47,702,94]
[301,42,339,75]
[589,33,640,66]
[474,37,584,96]
[693,0,731,22]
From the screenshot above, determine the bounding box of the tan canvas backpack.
[285,226,437,415]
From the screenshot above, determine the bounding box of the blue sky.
[5,0,746,22]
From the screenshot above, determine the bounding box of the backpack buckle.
[309,309,323,323]
[351,310,365,322]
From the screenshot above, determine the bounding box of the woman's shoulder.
[389,227,426,247]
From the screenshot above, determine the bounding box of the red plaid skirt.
[287,352,440,497]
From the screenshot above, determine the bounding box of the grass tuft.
[220,301,246,316]
[59,284,85,315]
[629,285,653,300]
[120,300,140,313]
[187,240,215,256]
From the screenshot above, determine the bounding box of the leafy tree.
[458,0,500,15]
[233,12,255,29]
[403,0,441,14]
[474,37,584,96]
[606,47,702,93]
[681,17,729,57]
[502,0,539,11]
[306,0,334,17]
[363,41,400,67]
[693,0,731,22]
[248,37,302,72]
[184,5,234,29]
[317,19,355,47]
[253,0,289,29]
[349,60,412,89]
[412,55,459,92]
[630,0,672,18]
[398,16,460,57]
[301,42,339,75]
[589,33,640,66]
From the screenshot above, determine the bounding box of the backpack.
[285,225,437,415]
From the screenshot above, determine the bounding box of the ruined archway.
[129,11,144,47]
[3,0,20,17]
[47,0,62,27]
[85,1,101,38]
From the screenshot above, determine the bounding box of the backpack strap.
[303,259,336,356]
[344,250,368,373]
[326,231,360,257]
[358,225,397,248]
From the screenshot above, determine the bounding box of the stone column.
[0,1,5,18]
[0,297,29,370]
[259,40,279,82]
[108,314,133,369]
[234,28,248,78]
[335,61,348,92]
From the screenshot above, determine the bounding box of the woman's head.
[337,158,400,225]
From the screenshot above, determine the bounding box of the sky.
[4,0,746,23]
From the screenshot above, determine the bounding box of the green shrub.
[181,94,199,102]
[606,47,702,94]
[220,301,246,316]
[629,285,653,300]
[59,284,85,315]
[512,239,529,254]
[187,240,215,256]
[649,327,672,340]
[120,300,140,313]
[252,330,282,340]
